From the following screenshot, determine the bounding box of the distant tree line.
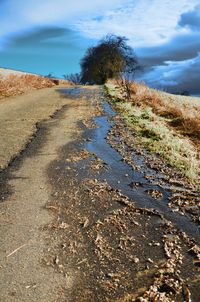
[173,91,190,96]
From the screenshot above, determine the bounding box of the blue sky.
[0,0,200,94]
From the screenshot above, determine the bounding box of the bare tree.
[63,73,81,84]
[80,34,140,85]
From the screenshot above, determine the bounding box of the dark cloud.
[15,27,68,43]
[137,47,200,95]
[178,5,200,31]
[0,26,91,77]
[9,27,78,48]
[173,57,200,94]
[136,7,200,95]
[137,32,200,68]
[140,54,200,95]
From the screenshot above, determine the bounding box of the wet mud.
[0,86,199,301]
[45,87,200,301]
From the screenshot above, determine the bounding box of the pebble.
[147,258,154,263]
[133,257,139,263]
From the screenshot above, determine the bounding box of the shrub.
[81,35,139,84]
[63,73,81,85]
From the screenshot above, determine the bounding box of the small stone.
[133,257,139,263]
[54,256,59,265]
[147,258,154,263]
[154,242,160,246]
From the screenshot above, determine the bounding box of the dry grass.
[117,80,200,141]
[0,74,71,99]
[105,81,200,186]
[59,78,74,86]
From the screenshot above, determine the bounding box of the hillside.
[0,68,71,100]
[0,67,37,77]
[105,81,200,188]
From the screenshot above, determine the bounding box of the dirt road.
[0,87,98,301]
[0,87,199,302]
[0,86,79,170]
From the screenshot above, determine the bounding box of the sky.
[0,0,200,94]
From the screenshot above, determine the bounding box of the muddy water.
[59,87,200,244]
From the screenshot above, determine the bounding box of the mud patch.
[46,117,200,302]
[47,142,200,301]
[107,106,200,226]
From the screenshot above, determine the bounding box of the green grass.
[105,83,200,187]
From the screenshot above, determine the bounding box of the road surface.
[0,86,199,302]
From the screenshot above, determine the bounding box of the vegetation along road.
[0,85,199,302]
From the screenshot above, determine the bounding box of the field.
[0,68,71,99]
[105,81,200,187]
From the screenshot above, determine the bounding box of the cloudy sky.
[0,0,200,94]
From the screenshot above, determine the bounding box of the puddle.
[59,87,200,244]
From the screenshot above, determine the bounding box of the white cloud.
[0,0,123,48]
[0,0,198,50]
[1,0,200,93]
[75,0,198,47]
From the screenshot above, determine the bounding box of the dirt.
[0,86,77,170]
[0,87,99,301]
[107,114,200,225]
[0,86,199,301]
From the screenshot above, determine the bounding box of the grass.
[119,81,200,140]
[105,81,200,187]
[0,74,71,99]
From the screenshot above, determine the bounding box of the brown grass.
[121,81,200,141]
[106,81,200,185]
[0,74,71,99]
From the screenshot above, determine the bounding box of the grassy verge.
[105,82,200,188]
